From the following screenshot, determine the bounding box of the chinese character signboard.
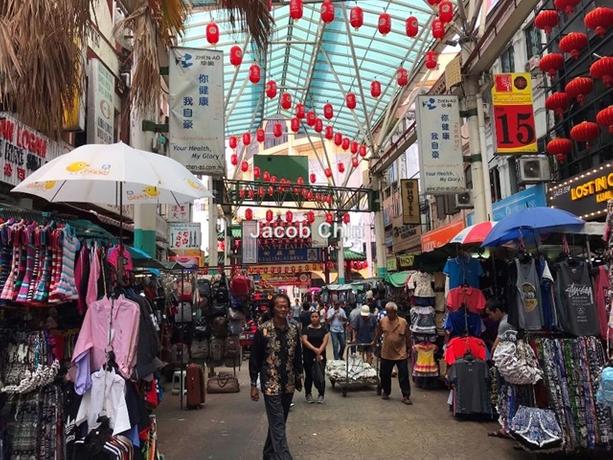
[168,223,202,250]
[169,47,225,176]
[168,204,190,223]
[416,96,465,194]
[242,221,258,264]
[401,179,421,225]
[491,73,537,154]
[0,113,67,187]
[257,248,321,264]
[87,59,115,144]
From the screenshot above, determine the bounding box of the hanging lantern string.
[231,93,265,181]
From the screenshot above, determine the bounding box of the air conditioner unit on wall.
[455,191,474,209]
[518,156,551,184]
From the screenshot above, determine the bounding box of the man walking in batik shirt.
[250,293,303,460]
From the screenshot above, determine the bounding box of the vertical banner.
[87,58,115,144]
[242,220,258,264]
[400,179,421,225]
[169,47,225,176]
[416,95,465,194]
[491,73,537,154]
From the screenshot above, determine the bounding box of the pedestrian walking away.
[250,293,303,460]
[301,310,330,404]
[326,302,347,360]
[352,305,377,365]
[373,302,413,405]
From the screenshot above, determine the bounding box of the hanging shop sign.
[168,222,202,250]
[87,58,115,144]
[491,73,537,154]
[257,247,321,264]
[392,218,421,254]
[416,95,465,194]
[548,163,613,220]
[397,254,418,269]
[242,220,258,265]
[0,113,67,187]
[466,184,547,225]
[420,220,465,252]
[386,257,398,272]
[401,179,421,225]
[167,204,190,223]
[169,47,225,176]
[260,272,311,288]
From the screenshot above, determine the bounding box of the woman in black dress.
[301,311,330,403]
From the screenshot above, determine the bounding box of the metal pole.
[208,176,219,271]
[476,91,493,220]
[464,77,487,224]
[337,215,345,284]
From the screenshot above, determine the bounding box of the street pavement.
[156,360,539,460]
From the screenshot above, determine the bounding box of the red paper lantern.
[378,12,392,35]
[350,6,364,30]
[268,185,274,195]
[241,132,251,146]
[341,137,350,151]
[325,212,334,224]
[352,157,359,168]
[265,80,277,99]
[229,135,238,149]
[248,189,255,199]
[554,0,580,14]
[545,92,569,117]
[321,0,334,23]
[254,166,261,179]
[286,210,293,223]
[266,210,273,222]
[296,176,304,185]
[291,117,300,133]
[306,110,317,126]
[229,45,243,66]
[230,153,238,166]
[280,92,292,110]
[534,10,559,34]
[338,162,345,173]
[559,32,588,59]
[570,121,599,144]
[596,106,613,133]
[310,173,316,183]
[359,144,367,157]
[585,7,613,38]
[306,211,315,224]
[439,1,454,24]
[273,122,283,138]
[334,132,343,146]
[263,170,271,181]
[249,64,261,84]
[290,0,303,20]
[342,212,350,224]
[539,53,564,77]
[239,187,246,198]
[590,57,613,87]
[307,190,314,200]
[371,80,382,98]
[256,128,265,143]
[546,138,572,157]
[432,19,445,40]
[295,103,306,119]
[324,167,332,178]
[565,77,593,104]
[406,16,418,37]
[245,208,253,220]
[241,160,249,172]
[325,125,334,140]
[350,141,359,154]
[270,175,278,184]
[206,21,219,44]
[314,118,323,133]
[346,92,357,110]
[425,51,437,70]
[323,103,334,120]
[397,67,409,86]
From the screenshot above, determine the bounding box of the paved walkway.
[156,361,536,460]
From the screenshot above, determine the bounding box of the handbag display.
[224,336,240,359]
[206,372,240,393]
[209,337,225,363]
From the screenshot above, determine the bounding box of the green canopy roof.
[384,270,414,287]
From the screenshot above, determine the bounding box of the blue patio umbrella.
[482,207,585,247]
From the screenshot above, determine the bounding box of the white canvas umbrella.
[12,142,212,205]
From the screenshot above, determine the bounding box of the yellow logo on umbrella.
[143,186,160,197]
[186,178,203,190]
[66,161,89,173]
[44,181,56,190]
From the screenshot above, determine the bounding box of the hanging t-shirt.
[443,256,484,289]
[448,358,492,416]
[512,258,544,331]
[407,271,435,298]
[444,308,484,338]
[555,260,599,337]
[446,287,486,314]
[444,336,487,365]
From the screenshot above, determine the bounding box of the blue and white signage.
[466,183,547,225]
[416,95,465,194]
